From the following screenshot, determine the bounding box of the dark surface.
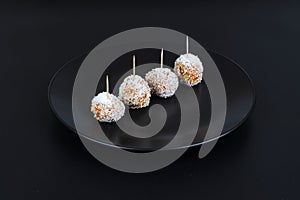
[1,1,300,199]
[48,51,254,150]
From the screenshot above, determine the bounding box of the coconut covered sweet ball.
[145,67,178,98]
[174,53,204,87]
[119,74,151,109]
[91,92,125,122]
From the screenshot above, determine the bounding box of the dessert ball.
[174,53,204,86]
[91,92,125,122]
[145,68,179,98]
[119,75,151,109]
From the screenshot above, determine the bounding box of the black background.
[1,1,300,199]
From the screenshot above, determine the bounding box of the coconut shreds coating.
[174,53,204,86]
[145,68,179,98]
[91,92,125,122]
[118,75,151,109]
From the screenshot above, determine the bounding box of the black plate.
[48,50,255,151]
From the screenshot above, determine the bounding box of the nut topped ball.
[174,53,204,87]
[91,92,125,122]
[145,68,178,98]
[119,75,151,109]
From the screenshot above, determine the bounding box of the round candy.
[91,92,125,122]
[145,68,178,98]
[174,53,204,86]
[119,75,151,109]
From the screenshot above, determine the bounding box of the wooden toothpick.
[133,55,136,76]
[186,35,189,55]
[161,48,163,68]
[106,75,109,98]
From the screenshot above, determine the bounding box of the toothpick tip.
[161,48,164,68]
[106,75,109,96]
[133,55,136,75]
